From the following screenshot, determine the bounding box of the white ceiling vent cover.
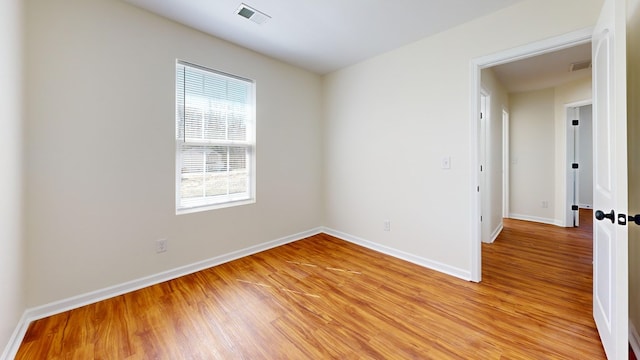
[236,4,271,25]
[569,60,592,72]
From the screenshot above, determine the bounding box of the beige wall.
[509,88,557,222]
[0,0,26,357]
[24,0,324,306]
[627,0,640,346]
[507,77,592,225]
[6,0,638,355]
[481,68,509,242]
[323,0,603,276]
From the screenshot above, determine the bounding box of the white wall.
[627,0,640,349]
[481,68,509,242]
[25,0,323,306]
[0,0,26,357]
[323,0,603,277]
[509,89,556,223]
[507,77,592,226]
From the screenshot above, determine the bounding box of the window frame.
[175,60,256,214]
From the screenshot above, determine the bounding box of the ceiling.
[491,42,592,93]
[124,0,527,74]
[124,0,592,91]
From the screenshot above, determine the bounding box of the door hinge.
[480,165,483,172]
[480,112,483,119]
[572,119,579,126]
[572,163,579,169]
[477,186,480,192]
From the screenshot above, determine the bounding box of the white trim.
[1,312,30,360]
[322,227,472,281]
[566,105,579,227]
[487,223,504,244]
[564,99,593,109]
[479,89,490,245]
[630,320,640,359]
[564,100,593,228]
[473,28,594,68]
[502,108,510,219]
[508,213,558,226]
[469,57,482,282]
[469,26,594,283]
[0,227,323,360]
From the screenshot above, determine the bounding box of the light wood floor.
[17,210,605,359]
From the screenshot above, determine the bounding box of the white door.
[592,0,629,358]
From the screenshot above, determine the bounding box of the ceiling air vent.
[569,60,592,72]
[236,3,271,25]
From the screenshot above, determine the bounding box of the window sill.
[176,198,256,215]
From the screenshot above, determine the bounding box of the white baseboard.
[485,223,504,244]
[631,320,640,359]
[1,312,30,360]
[322,227,471,281]
[509,213,557,226]
[0,227,323,360]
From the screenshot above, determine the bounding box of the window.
[175,61,255,213]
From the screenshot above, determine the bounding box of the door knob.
[628,214,640,225]
[595,209,615,223]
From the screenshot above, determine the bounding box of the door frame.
[479,88,490,243]
[502,107,510,219]
[468,27,593,282]
[565,100,593,228]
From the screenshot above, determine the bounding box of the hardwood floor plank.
[16,210,606,359]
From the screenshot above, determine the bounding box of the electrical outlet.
[441,156,451,169]
[541,201,549,209]
[156,238,168,253]
[383,220,391,232]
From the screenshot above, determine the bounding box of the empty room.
[2,0,639,359]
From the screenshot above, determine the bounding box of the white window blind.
[176,61,255,212]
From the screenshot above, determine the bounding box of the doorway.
[470,28,593,282]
